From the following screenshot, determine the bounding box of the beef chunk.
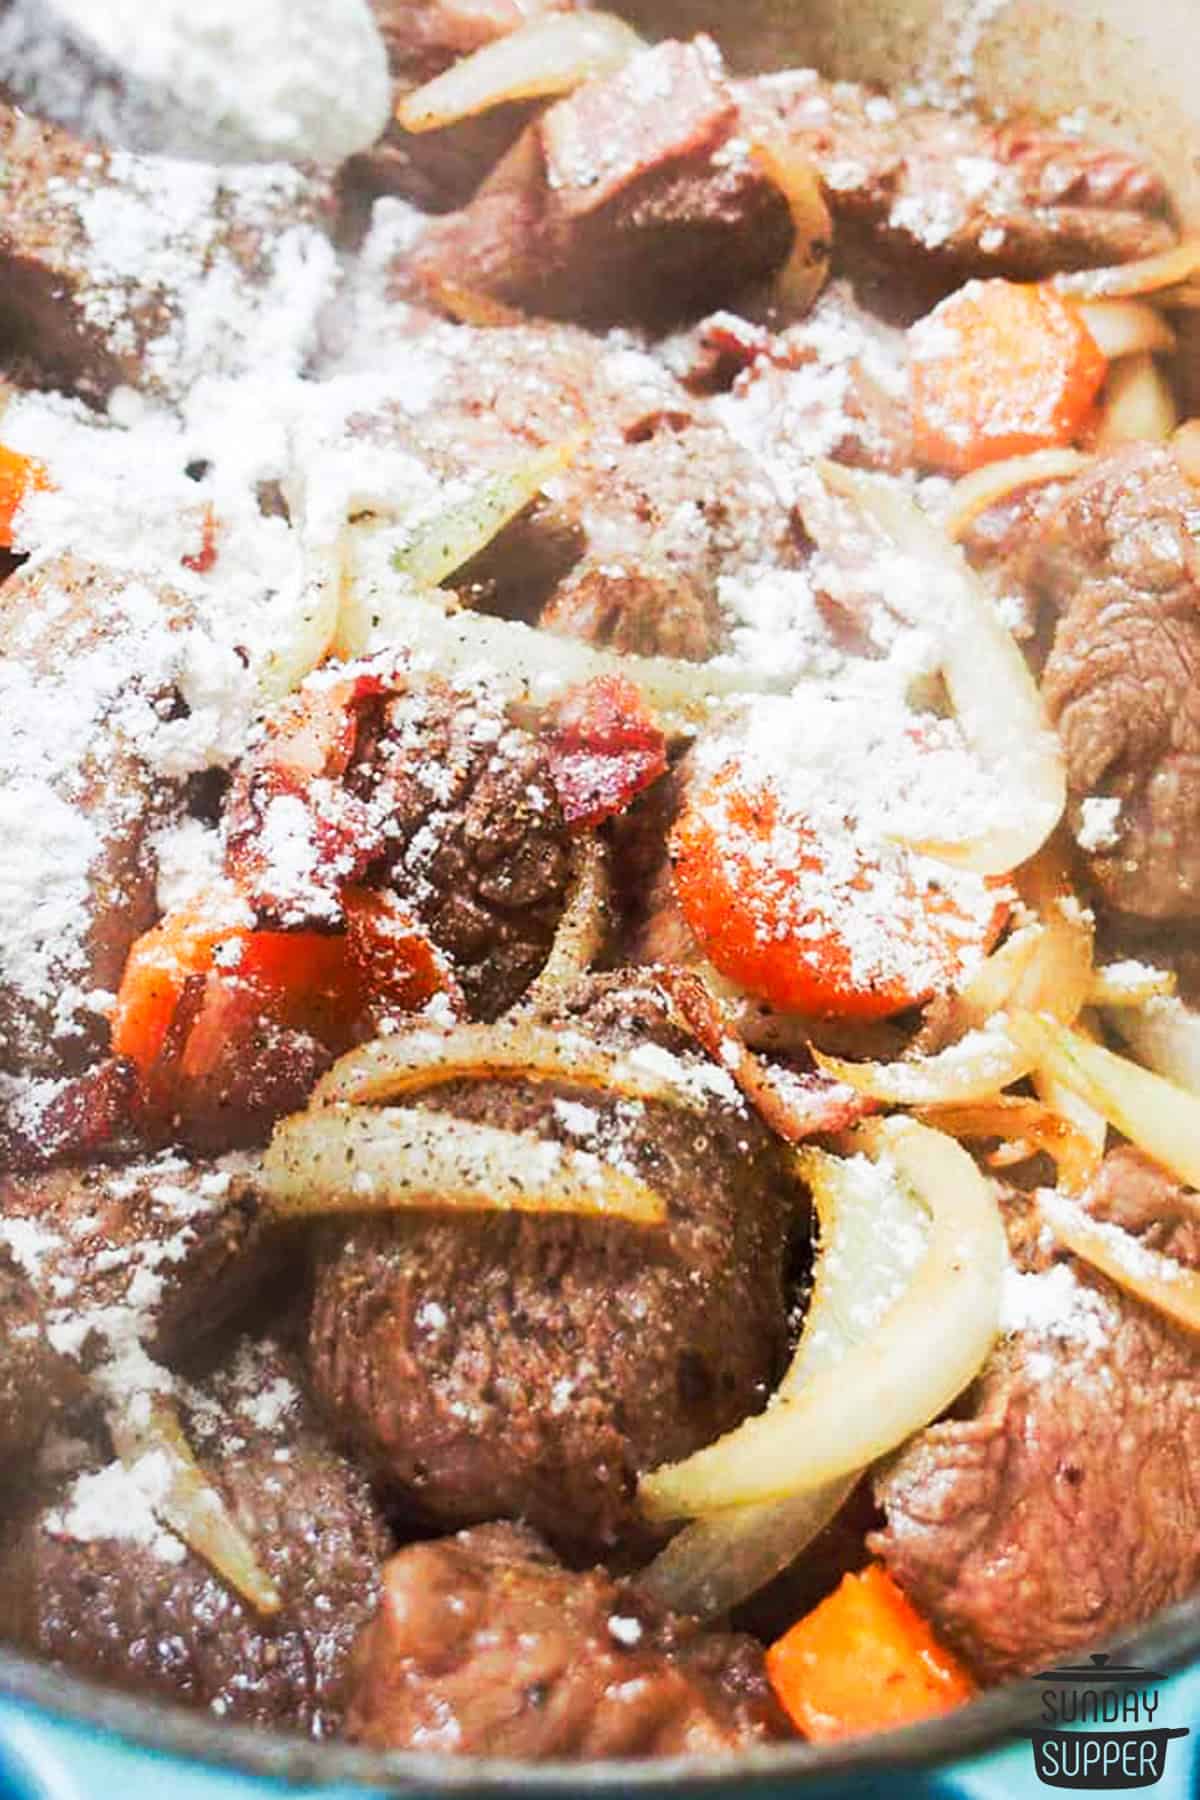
[0,1339,392,1735]
[740,73,1175,289]
[346,1521,788,1757]
[225,671,572,1019]
[0,1249,82,1466]
[872,1156,1200,1679]
[0,105,334,402]
[0,555,189,1076]
[308,973,797,1559]
[1026,446,1200,920]
[0,1153,270,1375]
[342,319,795,651]
[407,38,793,327]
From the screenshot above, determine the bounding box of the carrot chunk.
[766,1565,976,1742]
[910,279,1107,473]
[110,894,252,1074]
[669,764,1006,1021]
[0,445,51,547]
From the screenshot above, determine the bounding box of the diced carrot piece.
[343,885,464,1018]
[0,445,51,547]
[110,893,251,1074]
[670,764,1007,1021]
[766,1565,976,1743]
[910,279,1107,473]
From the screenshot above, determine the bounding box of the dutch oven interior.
[6,0,1200,1790]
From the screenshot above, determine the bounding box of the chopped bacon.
[223,672,390,924]
[545,674,668,831]
[540,37,735,219]
[657,967,875,1145]
[0,1058,137,1172]
[182,504,219,574]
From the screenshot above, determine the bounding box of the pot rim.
[2,1593,1198,1791]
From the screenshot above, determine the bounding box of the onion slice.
[819,465,1066,876]
[525,834,610,1002]
[262,1104,665,1225]
[392,442,578,593]
[640,1142,916,1619]
[345,583,789,719]
[258,538,343,702]
[748,141,831,317]
[1090,962,1176,1008]
[1055,240,1200,301]
[1096,351,1179,446]
[1077,299,1176,359]
[1008,1011,1200,1191]
[639,1118,1005,1519]
[109,1396,282,1616]
[1040,1190,1200,1336]
[943,450,1091,543]
[1107,997,1200,1097]
[917,1096,1101,1192]
[312,1017,709,1112]
[396,12,644,133]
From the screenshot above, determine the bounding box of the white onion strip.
[109,1397,282,1616]
[1078,299,1176,359]
[943,450,1091,543]
[524,835,610,1002]
[397,12,644,133]
[1040,1191,1200,1336]
[312,1018,709,1112]
[1090,963,1177,1008]
[818,465,1066,876]
[392,442,578,593]
[262,1104,665,1225]
[1054,240,1200,301]
[748,141,832,317]
[1107,997,1200,1097]
[639,1118,1005,1520]
[1096,352,1179,445]
[1008,1012,1200,1192]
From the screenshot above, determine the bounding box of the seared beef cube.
[873,1151,1200,1679]
[0,1153,270,1372]
[346,1521,789,1756]
[0,1339,392,1735]
[309,973,796,1559]
[225,673,573,1019]
[0,1249,82,1466]
[0,105,335,403]
[407,39,793,327]
[1025,446,1200,921]
[0,555,189,1076]
[739,72,1175,287]
[341,320,795,651]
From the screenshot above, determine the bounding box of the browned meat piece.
[0,1059,137,1174]
[225,670,572,1019]
[308,973,797,1560]
[740,73,1175,288]
[872,1154,1200,1679]
[1024,446,1200,920]
[709,277,912,476]
[0,1339,392,1735]
[0,1249,82,1465]
[345,320,795,650]
[406,38,792,327]
[0,555,190,1076]
[0,1154,269,1373]
[0,105,335,402]
[347,0,582,215]
[346,1521,789,1757]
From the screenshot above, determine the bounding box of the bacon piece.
[182,504,219,574]
[657,967,875,1145]
[545,674,668,830]
[343,886,466,1022]
[540,37,735,218]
